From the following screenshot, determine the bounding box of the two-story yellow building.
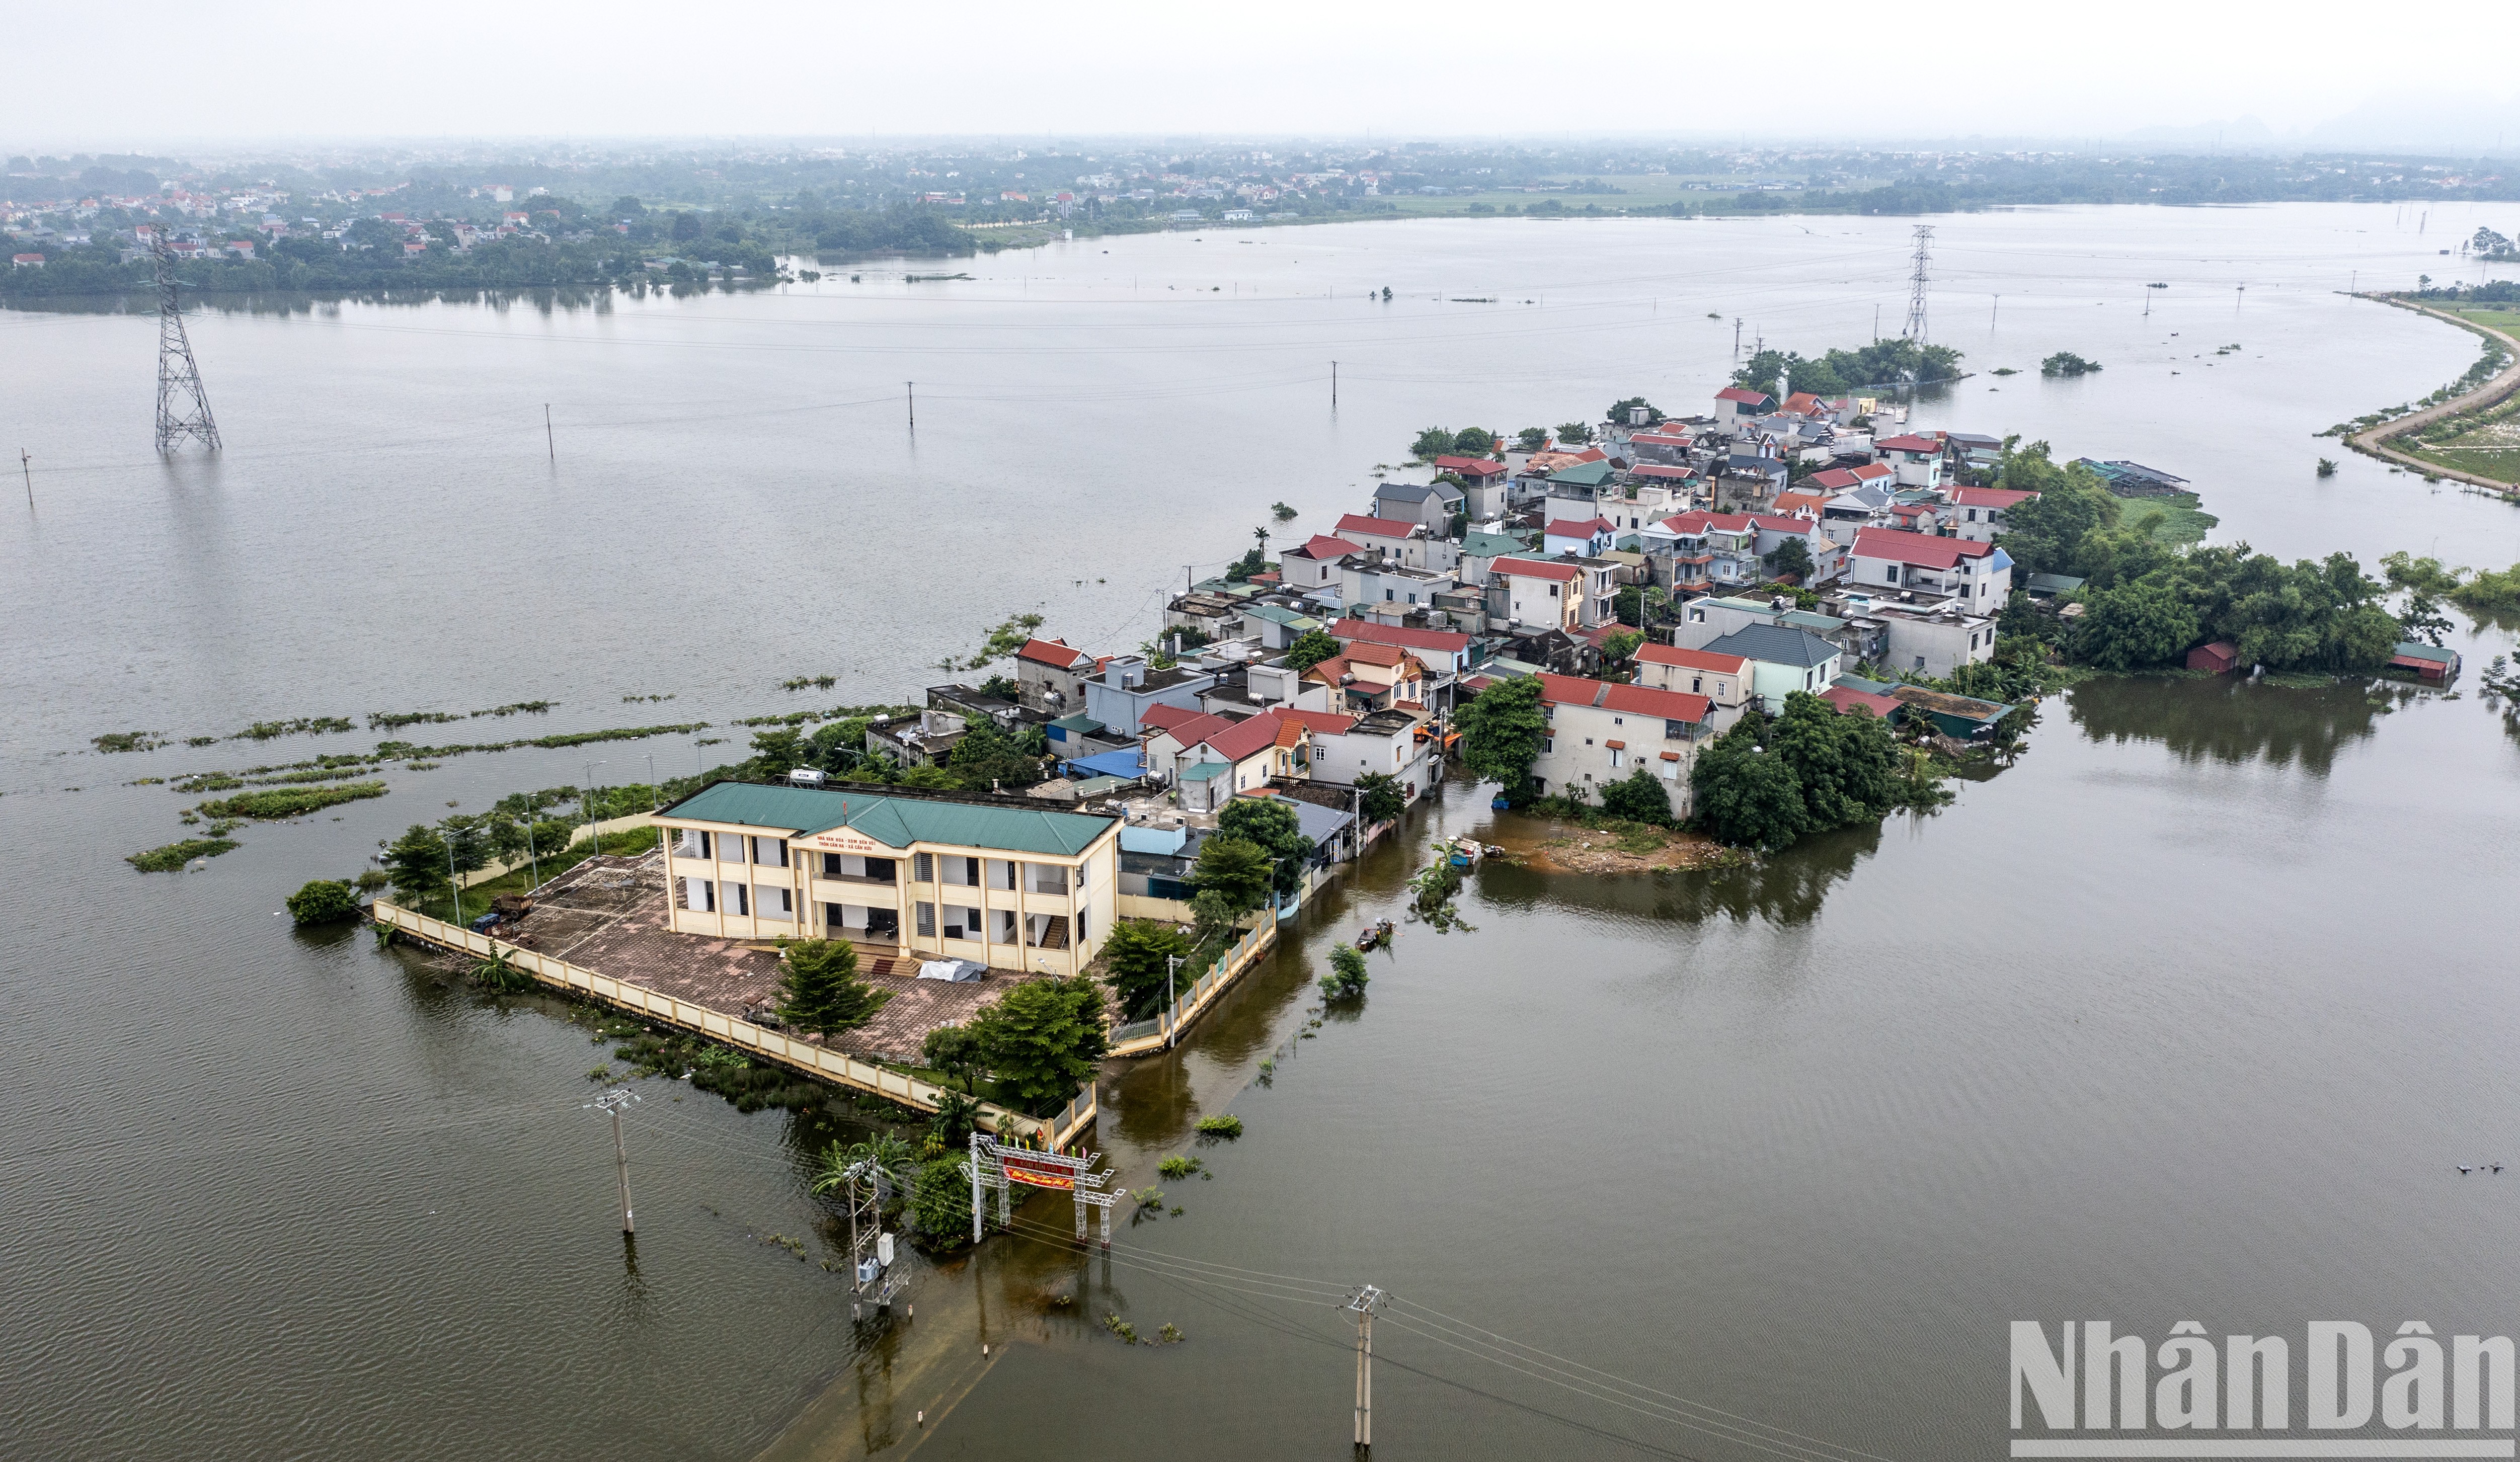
[654,782,1120,977]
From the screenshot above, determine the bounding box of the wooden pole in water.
[19,448,29,507]
[1331,360,1337,410]
[907,381,916,431]
[611,1102,635,1234]
[545,404,555,461]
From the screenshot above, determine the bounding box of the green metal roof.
[659,781,1116,856]
[1548,461,1618,488]
[1242,603,1317,627]
[1047,712,1104,734]
[2394,641,2457,665]
[1178,761,1234,781]
[1460,530,1531,559]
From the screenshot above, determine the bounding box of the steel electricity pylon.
[151,235,221,453]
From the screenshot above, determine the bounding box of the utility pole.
[1346,1285,1386,1458]
[1731,317,1743,363]
[1331,360,1337,410]
[582,761,607,856]
[442,828,464,924]
[2236,284,2246,312]
[586,1088,640,1233]
[544,404,555,461]
[19,449,29,508]
[1991,294,2000,329]
[150,234,221,453]
[1164,953,1184,1047]
[907,380,916,431]
[1184,564,1195,593]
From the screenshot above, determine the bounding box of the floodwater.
[5,203,2520,1461]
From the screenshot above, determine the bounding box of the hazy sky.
[7,0,2517,150]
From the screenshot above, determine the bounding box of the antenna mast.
[151,235,221,453]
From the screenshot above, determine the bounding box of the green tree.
[776,938,892,1036]
[949,715,1045,788]
[750,727,806,777]
[2078,579,2200,670]
[912,1153,974,1239]
[1098,919,1194,1020]
[1516,427,1550,450]
[1189,836,1275,917]
[1689,714,1813,851]
[1606,395,1664,426]
[1285,628,1343,672]
[1767,691,1899,829]
[1764,537,1816,583]
[1319,944,1370,1001]
[972,976,1109,1111]
[1455,674,1548,803]
[921,1022,987,1093]
[1216,797,1314,898]
[1354,772,1405,826]
[1410,427,1457,458]
[286,879,359,925]
[381,824,452,909]
[1452,426,1497,455]
[1555,421,1594,445]
[1272,501,1298,521]
[1597,768,1674,826]
[1600,628,1646,676]
[2399,591,2453,647]
[900,764,959,788]
[811,716,876,771]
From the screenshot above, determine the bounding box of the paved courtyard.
[501,852,1009,1064]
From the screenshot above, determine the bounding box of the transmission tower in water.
[151,235,220,453]
[1901,224,1934,346]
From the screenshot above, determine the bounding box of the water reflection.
[2068,674,2389,774]
[1476,820,1879,928]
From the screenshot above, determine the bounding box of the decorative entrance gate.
[968,1132,1117,1247]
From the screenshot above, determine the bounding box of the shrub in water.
[1195,1114,1243,1140]
[286,879,360,925]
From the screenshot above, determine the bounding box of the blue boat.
[1490,794,1511,811]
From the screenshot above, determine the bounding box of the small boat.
[1447,836,1483,869]
[1355,919,1394,951]
[1490,794,1512,811]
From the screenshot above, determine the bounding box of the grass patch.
[233,716,357,741]
[93,730,167,753]
[195,781,387,820]
[2122,492,2219,547]
[127,837,239,871]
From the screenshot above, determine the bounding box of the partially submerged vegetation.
[196,781,387,821]
[127,837,239,872]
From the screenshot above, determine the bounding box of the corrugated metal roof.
[659,781,1115,856]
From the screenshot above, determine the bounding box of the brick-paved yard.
[500,852,1011,1064]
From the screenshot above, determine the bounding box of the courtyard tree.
[1455,674,1548,804]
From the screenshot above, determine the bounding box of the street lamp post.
[441,828,463,925]
[1164,953,1185,1048]
[582,761,607,861]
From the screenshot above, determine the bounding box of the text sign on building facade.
[798,828,886,856]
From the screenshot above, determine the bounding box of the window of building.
[676,829,710,859]
[752,836,789,867]
[726,882,749,916]
[941,855,979,887]
[944,906,981,941]
[721,837,745,865]
[986,858,1016,891]
[912,852,935,883]
[1026,862,1069,897]
[995,909,1018,944]
[759,885,793,921]
[915,902,936,937]
[683,876,714,912]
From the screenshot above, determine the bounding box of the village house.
[1083,656,1222,736]
[1544,516,1618,557]
[1333,513,1459,572]
[1949,485,2036,542]
[1712,451,1790,510]
[1744,511,1843,584]
[1456,528,1535,586]
[1432,456,1512,517]
[1013,637,1098,714]
[1372,478,1466,531]
[866,709,968,767]
[657,782,1119,976]
[1491,556,1594,634]
[1303,639,1430,715]
[1278,534,1365,592]
[1170,710,1314,811]
[1697,624,1844,711]
[1633,643,1751,719]
[1527,673,1716,814]
[1628,428,1694,466]
[1640,511,1763,597]
[1338,559,1460,614]
[1875,433,1949,489]
[1822,591,1999,677]
[1848,527,2012,608]
[1712,385,1774,430]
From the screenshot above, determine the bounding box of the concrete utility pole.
[907,380,916,431]
[1331,359,1337,409]
[1346,1285,1386,1457]
[587,1088,640,1233]
[1164,954,1185,1046]
[545,404,555,461]
[19,448,29,508]
[582,761,607,856]
[1731,317,1743,363]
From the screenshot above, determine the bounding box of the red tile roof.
[1953,486,2036,509]
[1140,703,1217,736]
[1715,386,1772,405]
[1629,464,1695,479]
[1851,526,1998,570]
[1492,557,1583,582]
[1743,513,1819,534]
[1636,644,1749,676]
[1823,686,1902,718]
[1631,431,1692,446]
[1877,434,1943,453]
[1535,674,1713,723]
[1334,513,1421,540]
[1014,636,1092,670]
[1661,510,1756,535]
[1269,706,1359,736]
[1782,392,1827,416]
[1545,517,1615,537]
[1329,620,1470,655]
[1285,534,1365,560]
[1433,455,1508,477]
[1332,640,1409,668]
[1774,492,1829,516]
[1196,713,1292,762]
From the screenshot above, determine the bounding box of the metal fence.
[373,900,1096,1152]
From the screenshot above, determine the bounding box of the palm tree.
[812,1133,916,1200]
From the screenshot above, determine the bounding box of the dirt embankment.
[1488,820,1745,875]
